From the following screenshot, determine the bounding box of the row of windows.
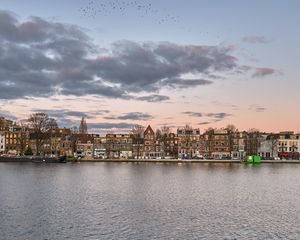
[278,141,298,146]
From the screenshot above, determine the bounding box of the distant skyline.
[0,0,300,134]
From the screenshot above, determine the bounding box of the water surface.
[1,162,300,240]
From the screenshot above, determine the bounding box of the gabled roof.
[144,125,154,135]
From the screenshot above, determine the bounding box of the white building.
[0,132,5,153]
[258,134,279,159]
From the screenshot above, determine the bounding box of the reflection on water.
[1,163,300,240]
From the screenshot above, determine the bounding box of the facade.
[258,134,279,159]
[57,128,73,157]
[157,133,178,158]
[210,129,231,159]
[132,137,144,159]
[106,134,133,159]
[0,117,13,131]
[93,136,107,158]
[5,126,28,155]
[0,131,5,153]
[231,131,248,159]
[177,127,201,158]
[74,134,94,158]
[245,131,261,156]
[277,131,300,159]
[143,125,157,158]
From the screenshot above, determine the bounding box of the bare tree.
[16,119,29,156]
[27,113,58,156]
[131,125,145,159]
[156,129,162,140]
[225,124,237,155]
[226,124,237,133]
[268,134,278,158]
[70,126,78,134]
[161,125,171,136]
[246,128,261,155]
[48,118,59,157]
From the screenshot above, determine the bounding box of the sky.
[0,0,299,134]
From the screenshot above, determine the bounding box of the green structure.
[246,155,261,164]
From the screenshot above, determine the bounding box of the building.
[93,136,107,159]
[0,131,5,153]
[0,117,13,131]
[277,131,300,159]
[258,134,279,159]
[143,125,157,158]
[106,134,133,159]
[74,134,94,158]
[231,131,248,159]
[5,126,28,155]
[132,136,144,159]
[245,131,261,156]
[157,133,178,158]
[204,129,231,159]
[177,127,201,158]
[56,128,73,157]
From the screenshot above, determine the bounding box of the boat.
[246,155,261,164]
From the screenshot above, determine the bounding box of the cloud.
[182,111,231,122]
[242,36,269,44]
[89,122,136,130]
[252,67,276,78]
[162,78,213,89]
[249,105,267,112]
[0,110,17,120]
[182,111,203,117]
[104,112,153,121]
[32,109,90,118]
[206,112,232,122]
[198,121,211,125]
[30,108,110,127]
[0,9,247,102]
[135,95,170,102]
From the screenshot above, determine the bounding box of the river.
[0,162,300,239]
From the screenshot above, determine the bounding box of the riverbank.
[1,157,300,164]
[76,159,300,164]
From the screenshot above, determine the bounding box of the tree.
[131,125,145,159]
[226,124,237,133]
[16,119,29,156]
[131,125,145,138]
[70,126,78,134]
[156,125,172,157]
[161,125,171,136]
[225,124,237,156]
[246,128,261,155]
[27,113,58,156]
[268,134,278,158]
[48,119,59,157]
[156,129,162,140]
[24,147,33,156]
[156,125,171,140]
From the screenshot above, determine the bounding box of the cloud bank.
[0,9,254,102]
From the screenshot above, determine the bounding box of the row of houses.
[1,117,299,159]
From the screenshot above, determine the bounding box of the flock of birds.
[78,0,227,41]
[78,0,180,25]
